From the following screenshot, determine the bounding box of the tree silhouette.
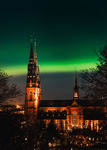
[80,46,107,100]
[0,70,22,104]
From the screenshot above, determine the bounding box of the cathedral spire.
[73,65,79,100]
[25,39,42,119]
[29,38,34,62]
[34,38,38,65]
[74,65,77,89]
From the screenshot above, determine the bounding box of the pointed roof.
[39,99,105,107]
[74,65,78,90]
[73,65,79,100]
[71,100,79,107]
[29,38,34,60]
[33,39,40,83]
[34,39,38,65]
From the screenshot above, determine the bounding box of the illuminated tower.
[73,66,79,100]
[25,39,41,119]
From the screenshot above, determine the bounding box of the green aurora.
[0,0,107,76]
[2,61,97,76]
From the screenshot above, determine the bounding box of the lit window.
[30,91,32,100]
[74,92,78,98]
[73,112,77,125]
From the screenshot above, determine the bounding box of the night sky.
[0,0,107,103]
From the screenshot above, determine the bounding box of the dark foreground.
[0,112,107,150]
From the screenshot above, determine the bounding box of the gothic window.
[73,112,77,125]
[30,91,32,100]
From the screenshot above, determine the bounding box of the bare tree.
[0,70,22,104]
[80,46,107,100]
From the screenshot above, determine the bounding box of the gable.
[71,100,79,107]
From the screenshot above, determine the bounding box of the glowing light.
[35,93,37,100]
[74,92,78,98]
[25,138,27,141]
[89,137,91,140]
[48,143,52,147]
[16,105,20,109]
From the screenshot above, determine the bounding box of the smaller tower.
[73,66,79,100]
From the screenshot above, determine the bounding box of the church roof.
[39,99,105,107]
[39,100,73,107]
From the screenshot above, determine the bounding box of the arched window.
[30,91,32,100]
[73,112,77,125]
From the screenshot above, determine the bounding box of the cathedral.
[25,40,107,131]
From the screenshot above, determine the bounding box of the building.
[25,39,41,118]
[25,40,107,131]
